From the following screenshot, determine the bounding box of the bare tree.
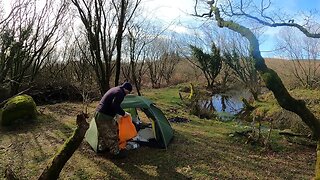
[145,40,164,88]
[0,0,69,96]
[71,0,141,94]
[144,35,181,88]
[276,28,320,88]
[113,0,141,87]
[39,31,76,85]
[72,35,98,99]
[122,19,171,93]
[71,0,116,95]
[161,50,181,85]
[122,22,149,95]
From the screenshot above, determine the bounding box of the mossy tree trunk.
[38,113,89,180]
[211,6,320,178]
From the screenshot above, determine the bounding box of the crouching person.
[95,82,132,159]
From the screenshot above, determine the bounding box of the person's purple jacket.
[96,86,126,117]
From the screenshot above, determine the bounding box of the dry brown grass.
[171,58,320,89]
[265,58,320,89]
[170,58,320,89]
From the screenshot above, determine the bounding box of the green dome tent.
[85,95,173,152]
[121,95,174,149]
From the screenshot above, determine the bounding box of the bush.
[186,89,216,119]
[178,86,191,93]
[1,94,37,126]
[0,86,9,102]
[189,102,216,119]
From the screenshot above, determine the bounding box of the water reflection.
[212,94,244,115]
[203,89,252,121]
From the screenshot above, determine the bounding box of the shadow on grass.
[76,141,190,179]
[111,148,191,180]
[170,128,314,179]
[74,122,314,180]
[77,129,233,179]
[0,113,76,178]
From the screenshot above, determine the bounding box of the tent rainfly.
[85,95,174,152]
[121,95,174,149]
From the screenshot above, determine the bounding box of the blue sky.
[258,0,319,57]
[143,0,319,58]
[277,0,319,12]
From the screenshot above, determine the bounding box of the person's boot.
[97,139,108,153]
[111,149,128,159]
[97,143,107,153]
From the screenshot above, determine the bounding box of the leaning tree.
[194,0,320,178]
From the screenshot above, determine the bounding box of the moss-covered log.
[38,113,89,180]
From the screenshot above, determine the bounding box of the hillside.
[265,58,320,88]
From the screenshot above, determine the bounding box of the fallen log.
[279,129,316,147]
[279,129,310,138]
[38,113,89,180]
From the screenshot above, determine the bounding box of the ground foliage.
[0,86,316,179]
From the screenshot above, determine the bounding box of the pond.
[203,89,252,121]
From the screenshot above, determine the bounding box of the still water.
[204,89,252,120]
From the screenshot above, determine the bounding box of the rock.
[1,94,37,126]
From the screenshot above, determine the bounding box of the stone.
[1,94,37,126]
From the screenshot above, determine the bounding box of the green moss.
[261,70,278,89]
[1,94,37,126]
[261,69,288,96]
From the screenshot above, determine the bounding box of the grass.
[0,86,317,179]
[143,86,185,106]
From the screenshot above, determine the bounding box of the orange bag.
[118,115,137,149]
